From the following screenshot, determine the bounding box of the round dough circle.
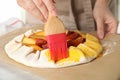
[5,29,102,68]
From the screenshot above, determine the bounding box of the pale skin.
[93,0,118,39]
[16,0,118,39]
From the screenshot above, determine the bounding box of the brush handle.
[44,13,65,35]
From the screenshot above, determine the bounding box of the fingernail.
[51,10,57,16]
[42,19,47,23]
[45,15,48,20]
[52,0,56,3]
[99,34,104,39]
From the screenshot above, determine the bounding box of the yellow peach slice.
[30,35,46,40]
[84,39,102,54]
[45,50,54,62]
[30,31,46,40]
[22,37,36,45]
[34,31,45,36]
[77,44,97,58]
[56,46,85,64]
[27,44,42,51]
[86,33,99,42]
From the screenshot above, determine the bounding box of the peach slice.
[34,31,45,36]
[27,44,42,51]
[86,33,99,42]
[45,50,54,62]
[84,39,102,54]
[30,31,46,40]
[56,46,85,64]
[22,37,36,45]
[77,44,97,58]
[22,36,48,50]
[30,35,46,40]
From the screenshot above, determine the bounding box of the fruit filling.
[22,31,85,51]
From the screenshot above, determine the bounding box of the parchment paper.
[0,26,120,80]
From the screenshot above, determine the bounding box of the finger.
[42,0,57,16]
[52,0,56,3]
[108,20,118,34]
[33,0,48,19]
[105,16,118,34]
[17,0,46,23]
[16,0,25,6]
[96,18,105,39]
[104,24,108,33]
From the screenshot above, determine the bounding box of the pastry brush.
[44,14,68,61]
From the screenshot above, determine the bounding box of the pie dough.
[5,29,102,68]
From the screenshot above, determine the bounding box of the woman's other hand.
[93,0,118,39]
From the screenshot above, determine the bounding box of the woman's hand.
[17,0,57,23]
[93,0,118,39]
